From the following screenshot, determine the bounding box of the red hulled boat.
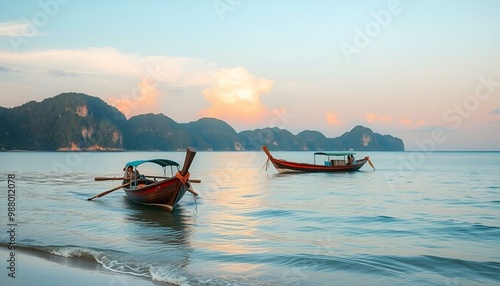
[121,147,198,211]
[262,145,375,173]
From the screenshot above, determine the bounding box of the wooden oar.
[143,175,201,183]
[87,182,131,201]
[95,175,201,183]
[95,177,123,181]
[143,175,168,180]
[186,187,199,196]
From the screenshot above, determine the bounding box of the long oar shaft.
[187,187,198,196]
[87,181,132,201]
[96,175,202,183]
[143,175,201,183]
[95,177,123,181]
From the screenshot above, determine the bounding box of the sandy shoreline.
[0,247,171,286]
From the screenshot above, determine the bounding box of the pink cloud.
[379,115,394,122]
[399,118,413,125]
[366,113,378,123]
[365,112,426,128]
[326,111,341,125]
[108,76,161,118]
[366,113,394,123]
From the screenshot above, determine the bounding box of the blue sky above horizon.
[1,0,499,150]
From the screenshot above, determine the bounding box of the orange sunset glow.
[199,67,274,124]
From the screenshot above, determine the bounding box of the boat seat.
[331,160,346,166]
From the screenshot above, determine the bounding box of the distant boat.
[262,145,375,173]
[121,147,198,211]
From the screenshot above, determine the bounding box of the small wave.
[150,266,189,285]
[422,221,500,243]
[29,245,198,286]
[44,245,102,259]
[42,246,153,277]
[244,208,294,218]
[407,255,500,281]
[256,251,500,280]
[344,215,404,224]
[102,260,151,278]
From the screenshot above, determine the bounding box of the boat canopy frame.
[313,151,356,165]
[124,159,180,178]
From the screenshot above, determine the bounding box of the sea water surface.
[1,151,500,285]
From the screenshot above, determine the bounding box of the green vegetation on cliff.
[0,93,404,151]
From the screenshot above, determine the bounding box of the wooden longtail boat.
[262,145,375,173]
[121,147,197,211]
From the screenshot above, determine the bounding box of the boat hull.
[270,157,367,173]
[123,178,189,211]
[262,145,369,173]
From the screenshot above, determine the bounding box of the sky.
[0,0,499,151]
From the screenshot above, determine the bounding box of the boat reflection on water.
[120,196,195,270]
[121,195,194,230]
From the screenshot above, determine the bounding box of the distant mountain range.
[0,93,404,151]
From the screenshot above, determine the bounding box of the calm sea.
[1,151,499,285]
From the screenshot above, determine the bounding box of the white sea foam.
[47,246,102,259]
[150,266,189,286]
[100,258,151,278]
[47,246,151,278]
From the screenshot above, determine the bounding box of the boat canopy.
[314,151,356,156]
[125,159,180,168]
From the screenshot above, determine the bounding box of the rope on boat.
[175,171,190,184]
[259,158,270,172]
[190,186,198,212]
